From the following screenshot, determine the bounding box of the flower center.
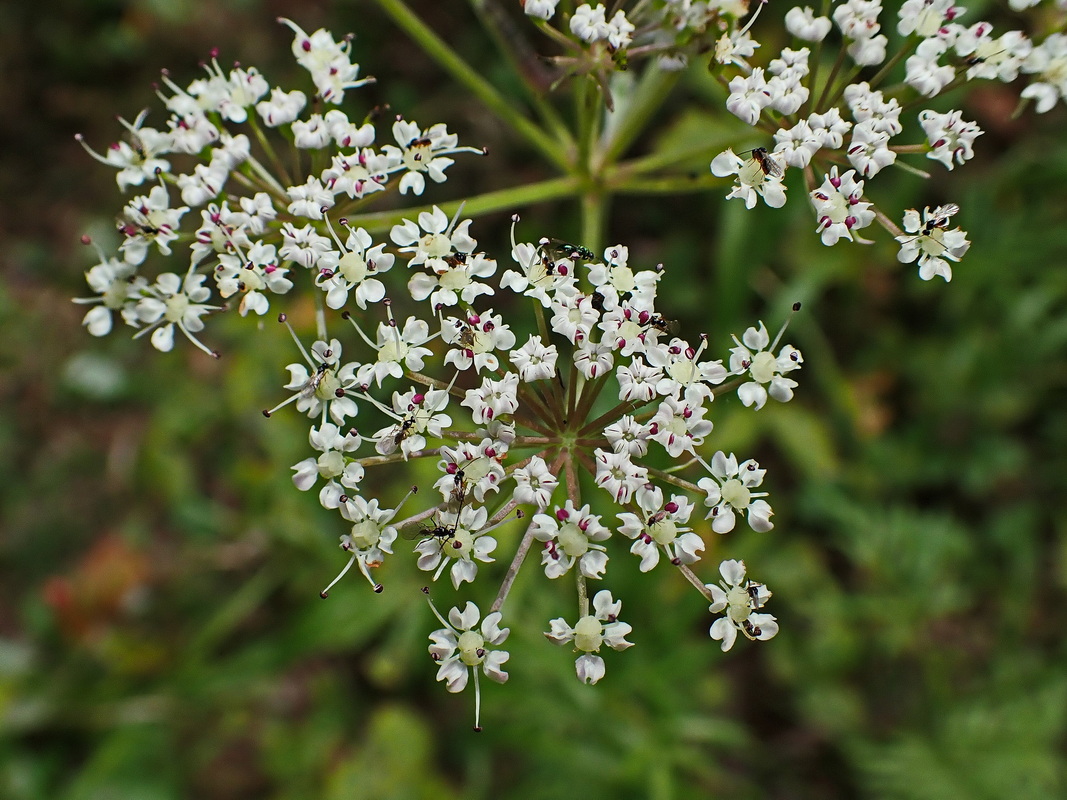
[557,522,589,557]
[649,517,678,545]
[573,615,604,652]
[164,292,190,322]
[338,251,368,283]
[749,351,777,383]
[727,586,752,622]
[458,630,485,666]
[720,478,751,510]
[349,519,381,550]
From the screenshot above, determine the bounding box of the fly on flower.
[300,359,333,398]
[404,486,468,553]
[537,237,596,263]
[643,313,680,336]
[923,203,960,233]
[741,147,785,179]
[388,414,417,447]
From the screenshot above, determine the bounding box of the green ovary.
[557,523,589,557]
[573,616,603,652]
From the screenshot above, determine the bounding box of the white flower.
[279,18,373,105]
[285,176,335,220]
[523,0,559,20]
[647,396,713,457]
[896,206,970,282]
[617,486,703,572]
[280,222,333,269]
[1022,33,1067,113]
[594,449,648,504]
[134,271,219,356]
[434,440,507,505]
[371,387,452,459]
[75,110,173,191]
[897,0,956,38]
[271,337,361,425]
[905,37,956,97]
[414,504,497,589]
[544,590,633,684]
[809,167,875,245]
[728,322,803,409]
[531,501,610,580]
[698,451,774,534]
[785,7,832,41]
[315,225,393,310]
[604,415,650,458]
[319,495,400,595]
[461,373,521,424]
[570,4,609,43]
[73,255,142,336]
[711,148,787,210]
[321,148,391,200]
[707,559,778,651]
[116,185,188,265]
[508,335,559,382]
[381,120,478,195]
[645,337,727,403]
[291,423,364,503]
[511,455,559,509]
[354,315,433,388]
[724,69,774,126]
[846,122,896,178]
[428,601,509,729]
[255,87,307,126]
[443,309,516,373]
[919,110,982,170]
[214,240,293,317]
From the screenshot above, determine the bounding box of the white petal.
[575,653,606,684]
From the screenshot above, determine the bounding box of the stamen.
[277,314,315,366]
[320,552,357,598]
[472,668,483,732]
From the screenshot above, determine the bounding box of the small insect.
[300,359,332,398]
[443,252,468,268]
[645,314,680,335]
[922,203,960,235]
[391,415,417,446]
[743,146,785,179]
[407,136,433,148]
[403,485,468,551]
[745,580,768,609]
[538,237,595,262]
[453,319,479,351]
[117,216,160,238]
[961,47,1007,68]
[741,618,763,638]
[447,469,469,509]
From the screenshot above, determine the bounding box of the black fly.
[538,237,595,262]
[740,147,785,179]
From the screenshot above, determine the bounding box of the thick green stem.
[342,175,581,235]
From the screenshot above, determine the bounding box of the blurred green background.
[3,0,1067,797]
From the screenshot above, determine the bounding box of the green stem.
[465,0,575,150]
[610,174,723,194]
[373,0,569,171]
[342,175,581,235]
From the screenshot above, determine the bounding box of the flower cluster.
[519,0,1066,283]
[699,0,1067,280]
[74,17,794,728]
